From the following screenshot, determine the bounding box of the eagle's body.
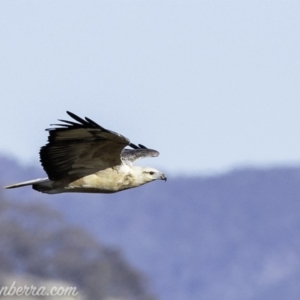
[5,112,166,194]
[32,165,161,194]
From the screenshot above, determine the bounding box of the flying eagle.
[5,111,166,194]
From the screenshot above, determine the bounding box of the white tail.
[5,178,49,189]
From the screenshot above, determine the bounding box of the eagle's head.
[130,166,167,186]
[142,167,167,182]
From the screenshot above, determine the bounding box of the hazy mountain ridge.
[0,197,156,300]
[1,155,300,300]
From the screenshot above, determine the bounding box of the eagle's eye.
[149,171,155,175]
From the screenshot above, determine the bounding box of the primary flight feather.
[5,111,166,194]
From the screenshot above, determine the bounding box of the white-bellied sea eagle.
[5,111,166,194]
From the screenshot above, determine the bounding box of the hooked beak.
[160,173,167,182]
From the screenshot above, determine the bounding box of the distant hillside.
[2,154,300,300]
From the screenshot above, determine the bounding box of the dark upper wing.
[121,144,159,165]
[40,111,130,181]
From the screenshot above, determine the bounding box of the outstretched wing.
[121,143,159,165]
[40,111,130,181]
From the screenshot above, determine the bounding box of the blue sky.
[0,1,299,175]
